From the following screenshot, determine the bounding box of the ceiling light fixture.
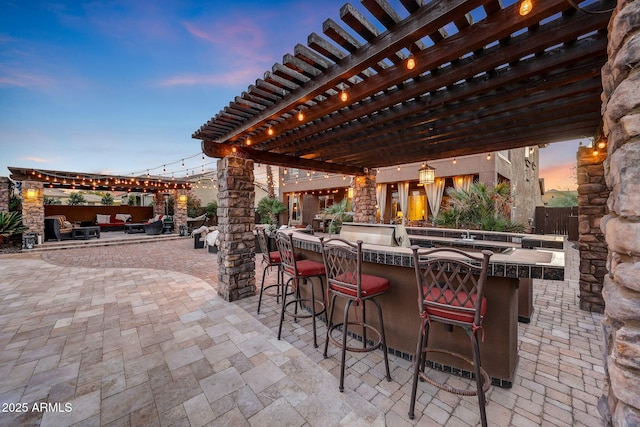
[419,163,435,185]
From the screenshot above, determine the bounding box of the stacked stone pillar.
[153,193,167,217]
[576,146,608,313]
[0,177,10,212]
[174,190,188,233]
[352,170,377,223]
[21,181,45,239]
[599,2,640,425]
[216,156,256,301]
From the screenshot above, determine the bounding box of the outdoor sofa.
[95,213,132,231]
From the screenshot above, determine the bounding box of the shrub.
[0,211,27,244]
[257,197,285,225]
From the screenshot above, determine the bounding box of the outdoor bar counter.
[286,224,564,387]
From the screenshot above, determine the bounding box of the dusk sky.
[1,0,586,190]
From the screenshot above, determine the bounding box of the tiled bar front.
[290,231,565,387]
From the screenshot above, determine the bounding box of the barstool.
[408,246,493,427]
[276,232,326,348]
[256,228,284,314]
[320,237,391,392]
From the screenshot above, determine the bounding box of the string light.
[406,54,416,70]
[267,126,274,136]
[297,111,304,121]
[519,0,532,16]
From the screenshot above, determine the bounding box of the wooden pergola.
[193,0,613,175]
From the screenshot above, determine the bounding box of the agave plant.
[0,211,28,244]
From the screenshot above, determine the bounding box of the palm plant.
[435,182,525,232]
[256,197,286,226]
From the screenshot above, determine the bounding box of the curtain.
[453,174,473,192]
[398,182,409,225]
[425,178,445,219]
[376,184,387,223]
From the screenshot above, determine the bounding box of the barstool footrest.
[417,348,490,397]
[328,322,383,353]
[283,298,326,319]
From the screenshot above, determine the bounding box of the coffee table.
[124,223,145,234]
[72,226,100,240]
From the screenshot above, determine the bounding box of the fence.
[534,206,579,238]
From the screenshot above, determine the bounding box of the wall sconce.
[418,163,435,185]
[178,194,187,203]
[26,188,37,200]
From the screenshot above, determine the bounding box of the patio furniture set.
[44,213,174,241]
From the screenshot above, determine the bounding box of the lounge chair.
[187,214,207,234]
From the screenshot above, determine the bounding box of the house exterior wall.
[279,150,542,225]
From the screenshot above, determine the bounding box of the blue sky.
[1,0,583,189]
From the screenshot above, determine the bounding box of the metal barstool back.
[408,246,493,427]
[320,237,391,392]
[256,228,285,314]
[275,231,326,348]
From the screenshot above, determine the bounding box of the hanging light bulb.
[202,154,205,162]
[267,126,274,136]
[452,158,457,164]
[487,153,492,160]
[297,111,304,121]
[406,54,416,70]
[519,0,533,16]
[597,140,607,149]
[340,89,348,102]
[246,138,251,146]
[181,159,185,168]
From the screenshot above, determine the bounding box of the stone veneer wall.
[577,146,609,313]
[21,181,45,240]
[0,177,10,212]
[352,171,377,223]
[216,156,256,301]
[599,2,640,425]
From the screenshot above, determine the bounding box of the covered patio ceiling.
[193,0,614,176]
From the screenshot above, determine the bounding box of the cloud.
[0,65,56,90]
[157,66,264,87]
[22,156,50,163]
[539,162,577,191]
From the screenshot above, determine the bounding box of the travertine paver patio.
[0,235,604,426]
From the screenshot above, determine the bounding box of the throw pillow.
[96,214,111,224]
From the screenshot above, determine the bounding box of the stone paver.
[0,236,604,426]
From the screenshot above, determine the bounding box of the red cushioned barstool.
[256,227,286,314]
[408,246,493,427]
[320,237,391,392]
[276,231,327,348]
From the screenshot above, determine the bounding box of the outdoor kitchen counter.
[287,229,565,387]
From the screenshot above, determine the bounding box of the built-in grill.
[339,223,410,247]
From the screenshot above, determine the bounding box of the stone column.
[352,170,377,223]
[174,190,188,233]
[576,146,608,313]
[154,193,167,217]
[21,181,45,240]
[0,177,10,212]
[599,2,640,425]
[216,156,256,301]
